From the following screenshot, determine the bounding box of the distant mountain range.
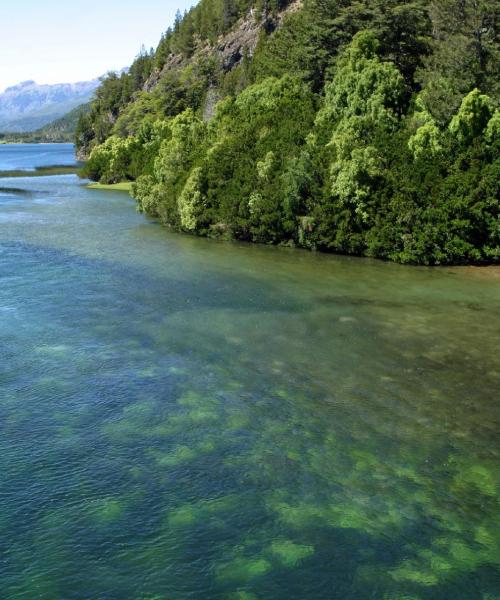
[0,79,99,132]
[0,103,91,144]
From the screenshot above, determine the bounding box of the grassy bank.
[85,181,133,192]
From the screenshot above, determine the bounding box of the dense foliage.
[78,0,499,264]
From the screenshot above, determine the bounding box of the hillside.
[0,104,91,144]
[79,0,500,265]
[0,79,98,132]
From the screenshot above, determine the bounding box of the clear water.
[0,144,499,600]
[0,143,76,171]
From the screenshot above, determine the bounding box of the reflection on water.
[0,145,499,599]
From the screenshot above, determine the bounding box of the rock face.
[143,1,303,99]
[214,0,302,70]
[0,79,99,132]
[203,87,222,121]
[216,9,264,71]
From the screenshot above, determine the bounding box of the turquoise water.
[0,144,499,599]
[0,143,76,171]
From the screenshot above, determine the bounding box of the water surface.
[0,143,75,171]
[0,144,499,599]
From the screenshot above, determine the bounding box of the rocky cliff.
[144,1,302,104]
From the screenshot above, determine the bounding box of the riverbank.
[85,181,133,192]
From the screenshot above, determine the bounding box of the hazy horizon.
[0,0,195,93]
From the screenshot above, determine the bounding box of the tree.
[418,0,500,123]
[408,97,443,159]
[308,31,406,253]
[449,88,494,144]
[203,75,315,241]
[135,109,208,226]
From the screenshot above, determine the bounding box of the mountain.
[0,79,99,132]
[0,103,91,143]
[78,0,499,266]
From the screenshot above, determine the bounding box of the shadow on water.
[0,186,48,202]
[0,186,36,196]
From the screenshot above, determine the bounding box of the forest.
[77,0,499,265]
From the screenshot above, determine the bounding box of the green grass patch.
[86,181,133,192]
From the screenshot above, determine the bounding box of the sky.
[0,0,195,92]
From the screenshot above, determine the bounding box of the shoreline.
[0,165,79,177]
[83,179,500,270]
[85,181,133,192]
[2,155,497,270]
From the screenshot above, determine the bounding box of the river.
[0,144,499,599]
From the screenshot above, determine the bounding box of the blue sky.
[0,0,195,92]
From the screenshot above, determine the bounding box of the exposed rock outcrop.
[143,1,303,95]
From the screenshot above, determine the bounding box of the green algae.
[454,464,497,497]
[168,366,188,375]
[177,390,219,411]
[168,505,199,527]
[184,406,219,422]
[383,592,421,600]
[102,418,144,440]
[177,390,214,407]
[258,428,500,591]
[7,572,60,599]
[351,449,381,471]
[439,539,487,572]
[216,558,272,583]
[54,424,75,439]
[269,540,314,567]
[168,495,238,528]
[90,498,125,524]
[226,413,251,430]
[139,366,159,378]
[475,525,498,550]
[156,445,198,467]
[226,592,260,600]
[268,500,326,529]
[145,422,180,438]
[123,400,157,418]
[328,505,376,532]
[174,390,220,422]
[389,561,439,586]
